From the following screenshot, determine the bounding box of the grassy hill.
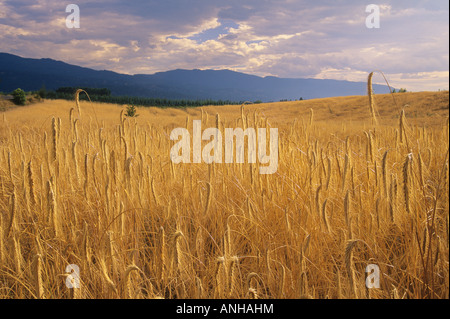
[2,90,448,129]
[0,90,448,299]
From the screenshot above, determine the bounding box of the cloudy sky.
[0,0,448,91]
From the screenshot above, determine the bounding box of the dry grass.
[0,89,448,299]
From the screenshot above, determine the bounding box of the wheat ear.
[7,189,16,238]
[345,240,359,298]
[367,72,378,125]
[246,272,259,298]
[125,264,141,299]
[322,198,331,233]
[403,153,412,214]
[27,159,36,206]
[382,150,389,196]
[34,254,45,299]
[51,117,58,162]
[215,256,226,298]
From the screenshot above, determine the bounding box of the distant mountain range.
[0,52,391,102]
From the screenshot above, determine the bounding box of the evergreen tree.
[12,88,27,105]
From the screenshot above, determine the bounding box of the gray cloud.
[0,0,448,91]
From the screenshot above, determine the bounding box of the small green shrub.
[125,104,139,117]
[12,88,27,105]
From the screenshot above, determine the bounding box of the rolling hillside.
[0,89,448,299]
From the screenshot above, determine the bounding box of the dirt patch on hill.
[0,95,43,112]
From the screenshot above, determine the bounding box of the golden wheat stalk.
[173,230,185,273]
[315,184,322,216]
[344,240,359,298]
[6,189,16,238]
[368,70,398,125]
[124,264,141,299]
[203,182,212,215]
[13,233,22,275]
[246,272,259,299]
[322,198,331,233]
[344,190,352,238]
[99,257,117,296]
[342,153,349,190]
[69,107,75,125]
[227,256,239,297]
[367,72,378,126]
[418,152,424,188]
[71,141,80,183]
[241,104,246,130]
[309,108,314,127]
[34,254,45,299]
[7,151,13,181]
[81,221,90,263]
[74,89,91,117]
[216,113,220,131]
[215,256,226,298]
[382,150,389,196]
[399,110,411,150]
[51,117,58,162]
[0,215,4,264]
[194,276,204,299]
[248,287,258,299]
[27,160,36,206]
[47,179,59,237]
[299,271,311,298]
[403,153,412,214]
[336,269,342,299]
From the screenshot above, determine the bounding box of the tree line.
[44,86,244,107]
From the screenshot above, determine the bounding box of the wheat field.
[0,89,448,299]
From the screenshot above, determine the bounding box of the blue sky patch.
[188,19,239,43]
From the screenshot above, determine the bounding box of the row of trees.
[42,86,244,107]
[4,86,408,107]
[55,87,111,96]
[3,86,247,107]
